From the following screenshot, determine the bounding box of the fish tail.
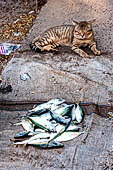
[14,141,27,145]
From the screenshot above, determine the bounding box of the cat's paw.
[94,50,101,55]
[83,53,89,58]
[79,51,89,58]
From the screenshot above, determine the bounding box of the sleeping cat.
[30,19,101,57]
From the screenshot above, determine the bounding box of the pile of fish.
[14,99,84,149]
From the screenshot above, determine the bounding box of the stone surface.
[26,0,113,53]
[1,0,113,104]
[0,104,113,170]
[1,55,113,104]
[0,1,113,169]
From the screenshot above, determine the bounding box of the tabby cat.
[30,19,101,57]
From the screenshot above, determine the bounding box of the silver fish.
[52,122,81,133]
[60,105,74,117]
[28,99,65,113]
[50,111,70,125]
[71,104,78,121]
[14,131,30,139]
[14,119,34,132]
[48,117,72,143]
[27,108,47,117]
[27,116,56,132]
[47,98,65,105]
[74,104,83,123]
[50,104,74,117]
[28,141,64,149]
[50,104,68,116]
[14,130,84,144]
[28,103,50,113]
[50,131,84,142]
[39,111,51,121]
[14,132,50,145]
[14,130,46,140]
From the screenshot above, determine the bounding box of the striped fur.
[30,20,101,57]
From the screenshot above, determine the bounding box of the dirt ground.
[0,0,46,75]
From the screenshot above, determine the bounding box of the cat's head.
[73,19,95,40]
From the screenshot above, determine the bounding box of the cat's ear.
[72,21,78,25]
[89,19,96,24]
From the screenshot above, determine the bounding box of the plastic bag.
[0,43,20,55]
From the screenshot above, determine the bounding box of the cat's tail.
[30,40,42,53]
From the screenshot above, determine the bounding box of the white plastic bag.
[0,43,20,55]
